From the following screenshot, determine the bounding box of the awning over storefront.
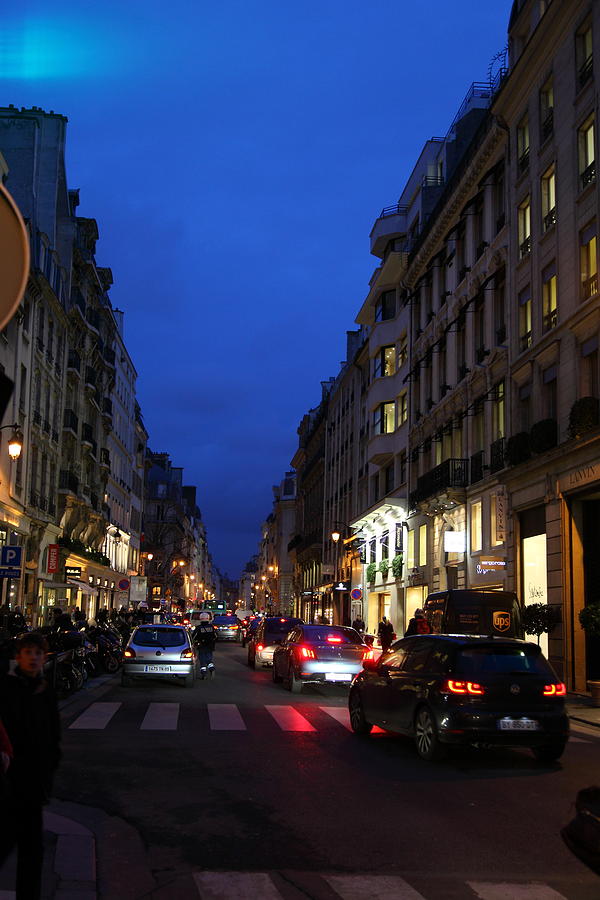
[39,581,73,590]
[68,579,97,596]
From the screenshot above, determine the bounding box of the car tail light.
[543,683,566,696]
[257,644,264,652]
[180,649,194,659]
[327,636,342,643]
[124,648,136,659]
[443,679,484,695]
[363,649,375,661]
[300,645,316,659]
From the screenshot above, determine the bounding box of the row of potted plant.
[365,554,403,583]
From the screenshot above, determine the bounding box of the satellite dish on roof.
[0,182,29,332]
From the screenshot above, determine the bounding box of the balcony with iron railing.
[470,450,485,484]
[543,208,556,232]
[369,203,408,257]
[580,161,596,190]
[85,367,97,390]
[104,347,116,367]
[541,110,554,142]
[543,308,558,332]
[582,273,598,300]
[59,469,79,494]
[63,408,79,434]
[519,235,531,259]
[517,148,530,176]
[489,437,505,474]
[67,349,81,375]
[411,457,469,506]
[100,447,111,468]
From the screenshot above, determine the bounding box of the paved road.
[51,642,599,898]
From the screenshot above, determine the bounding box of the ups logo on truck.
[493,610,511,632]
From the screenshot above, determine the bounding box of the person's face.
[16,644,46,677]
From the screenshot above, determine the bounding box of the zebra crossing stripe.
[265,705,316,731]
[140,702,179,730]
[325,874,426,899]
[207,704,246,730]
[320,706,352,729]
[467,883,568,899]
[68,702,122,730]
[194,871,281,898]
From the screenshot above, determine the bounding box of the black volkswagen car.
[348,634,569,762]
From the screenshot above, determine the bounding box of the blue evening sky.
[2,0,513,577]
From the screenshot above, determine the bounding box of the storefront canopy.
[68,579,97,596]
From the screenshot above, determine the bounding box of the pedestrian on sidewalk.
[0,632,61,899]
[378,616,395,652]
[405,609,431,636]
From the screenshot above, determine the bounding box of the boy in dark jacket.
[194,615,216,678]
[0,632,61,899]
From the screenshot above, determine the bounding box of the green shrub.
[366,562,377,583]
[378,560,389,578]
[579,602,600,638]
[522,603,561,644]
[391,554,403,578]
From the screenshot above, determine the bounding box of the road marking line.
[320,706,351,729]
[207,704,246,730]
[325,874,426,899]
[68,702,122,730]
[467,883,568,899]
[194,871,281,898]
[570,723,600,740]
[140,702,179,730]
[265,705,316,731]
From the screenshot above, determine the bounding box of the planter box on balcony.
[530,418,558,453]
[569,397,599,439]
[505,432,531,466]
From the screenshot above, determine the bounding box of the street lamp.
[0,423,23,460]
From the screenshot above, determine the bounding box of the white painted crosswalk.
[67,701,599,744]
[191,871,577,899]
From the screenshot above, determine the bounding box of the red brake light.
[124,648,135,659]
[543,683,566,696]
[180,649,194,659]
[363,649,375,661]
[445,679,484,695]
[300,645,316,659]
[327,636,343,643]
[257,644,264,651]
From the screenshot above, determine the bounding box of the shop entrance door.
[583,500,600,680]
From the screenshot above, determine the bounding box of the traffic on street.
[32,634,600,899]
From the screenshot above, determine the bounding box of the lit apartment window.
[397,333,408,367]
[374,345,395,378]
[579,117,596,189]
[373,401,395,434]
[541,166,556,231]
[518,285,532,351]
[490,494,503,547]
[580,221,598,300]
[517,116,530,174]
[493,380,505,440]
[369,537,376,563]
[398,392,408,425]
[419,524,427,566]
[407,529,415,569]
[540,77,554,141]
[576,22,593,90]
[518,197,531,258]
[542,263,557,332]
[375,290,396,322]
[470,500,482,552]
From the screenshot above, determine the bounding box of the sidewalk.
[566,691,600,728]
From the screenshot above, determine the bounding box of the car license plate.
[498,717,539,731]
[325,672,352,681]
[144,665,172,673]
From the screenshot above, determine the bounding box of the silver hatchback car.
[121,624,197,686]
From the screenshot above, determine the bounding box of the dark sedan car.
[348,634,569,762]
[272,625,371,692]
[212,614,240,641]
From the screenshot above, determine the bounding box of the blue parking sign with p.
[0,545,22,576]
[1,546,21,567]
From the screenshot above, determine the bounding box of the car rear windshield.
[303,627,362,644]
[265,620,297,634]
[456,644,554,677]
[134,627,187,647]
